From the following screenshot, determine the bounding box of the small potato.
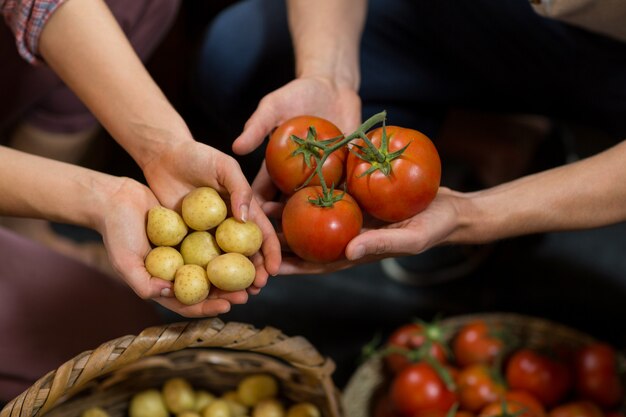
[285,403,320,417]
[182,187,227,231]
[163,377,196,414]
[147,206,188,246]
[202,399,232,417]
[81,407,110,417]
[180,231,221,267]
[206,253,256,292]
[129,389,169,417]
[174,264,210,305]
[224,399,248,417]
[178,412,202,417]
[215,217,263,256]
[145,246,184,281]
[237,374,279,407]
[194,390,216,412]
[252,399,284,417]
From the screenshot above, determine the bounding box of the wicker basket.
[1,318,341,417]
[342,312,606,417]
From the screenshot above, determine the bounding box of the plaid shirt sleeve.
[1,0,67,64]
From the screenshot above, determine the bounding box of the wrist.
[445,190,500,245]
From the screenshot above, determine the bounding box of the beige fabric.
[532,0,626,43]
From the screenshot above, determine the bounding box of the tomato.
[373,393,403,417]
[505,349,572,407]
[548,402,604,417]
[281,186,362,262]
[384,322,449,375]
[453,320,505,367]
[479,399,542,417]
[346,125,441,222]
[503,391,546,417]
[265,115,346,195]
[574,342,624,409]
[457,365,506,412]
[390,362,457,417]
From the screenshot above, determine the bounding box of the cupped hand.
[142,139,281,285]
[270,188,467,275]
[96,177,251,317]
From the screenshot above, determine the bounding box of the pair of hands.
[232,76,464,275]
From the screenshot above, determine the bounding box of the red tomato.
[574,342,624,409]
[505,349,572,407]
[453,321,505,367]
[281,186,362,262]
[457,364,506,412]
[390,362,457,417]
[266,115,346,195]
[384,323,449,375]
[346,125,441,222]
[503,391,546,417]
[548,402,605,417]
[479,399,542,417]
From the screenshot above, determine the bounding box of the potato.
[81,407,110,417]
[237,374,279,407]
[147,206,188,246]
[215,217,263,256]
[174,264,210,305]
[202,399,232,417]
[145,246,184,280]
[206,253,256,292]
[194,390,216,412]
[163,377,196,414]
[129,389,169,417]
[224,399,248,417]
[182,187,228,231]
[252,399,284,417]
[180,231,222,267]
[178,412,202,417]
[285,403,320,417]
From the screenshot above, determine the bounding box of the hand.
[272,188,465,275]
[236,76,361,204]
[142,139,281,291]
[97,177,251,317]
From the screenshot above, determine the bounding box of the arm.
[278,140,626,274]
[233,0,366,155]
[36,0,280,282]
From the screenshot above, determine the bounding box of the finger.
[250,251,271,288]
[208,288,249,305]
[154,297,231,318]
[345,228,426,261]
[277,255,350,275]
[251,161,279,204]
[232,98,278,155]
[218,156,253,222]
[262,201,285,220]
[247,285,261,296]
[250,199,281,276]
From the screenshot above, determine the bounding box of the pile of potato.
[80,374,321,417]
[144,187,263,305]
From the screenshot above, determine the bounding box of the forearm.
[0,146,120,230]
[37,0,191,170]
[451,140,626,243]
[288,0,366,90]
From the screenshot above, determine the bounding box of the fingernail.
[240,204,249,222]
[351,246,365,260]
[160,288,172,297]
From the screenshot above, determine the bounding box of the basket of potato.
[0,319,341,417]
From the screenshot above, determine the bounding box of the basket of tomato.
[342,312,625,417]
[0,318,341,417]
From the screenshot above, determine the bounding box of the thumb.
[345,228,427,260]
[233,99,279,155]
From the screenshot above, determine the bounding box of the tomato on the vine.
[384,322,449,375]
[346,125,441,222]
[281,186,362,263]
[453,320,506,367]
[390,362,457,417]
[573,342,624,409]
[265,115,346,195]
[505,349,572,407]
[457,364,506,412]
